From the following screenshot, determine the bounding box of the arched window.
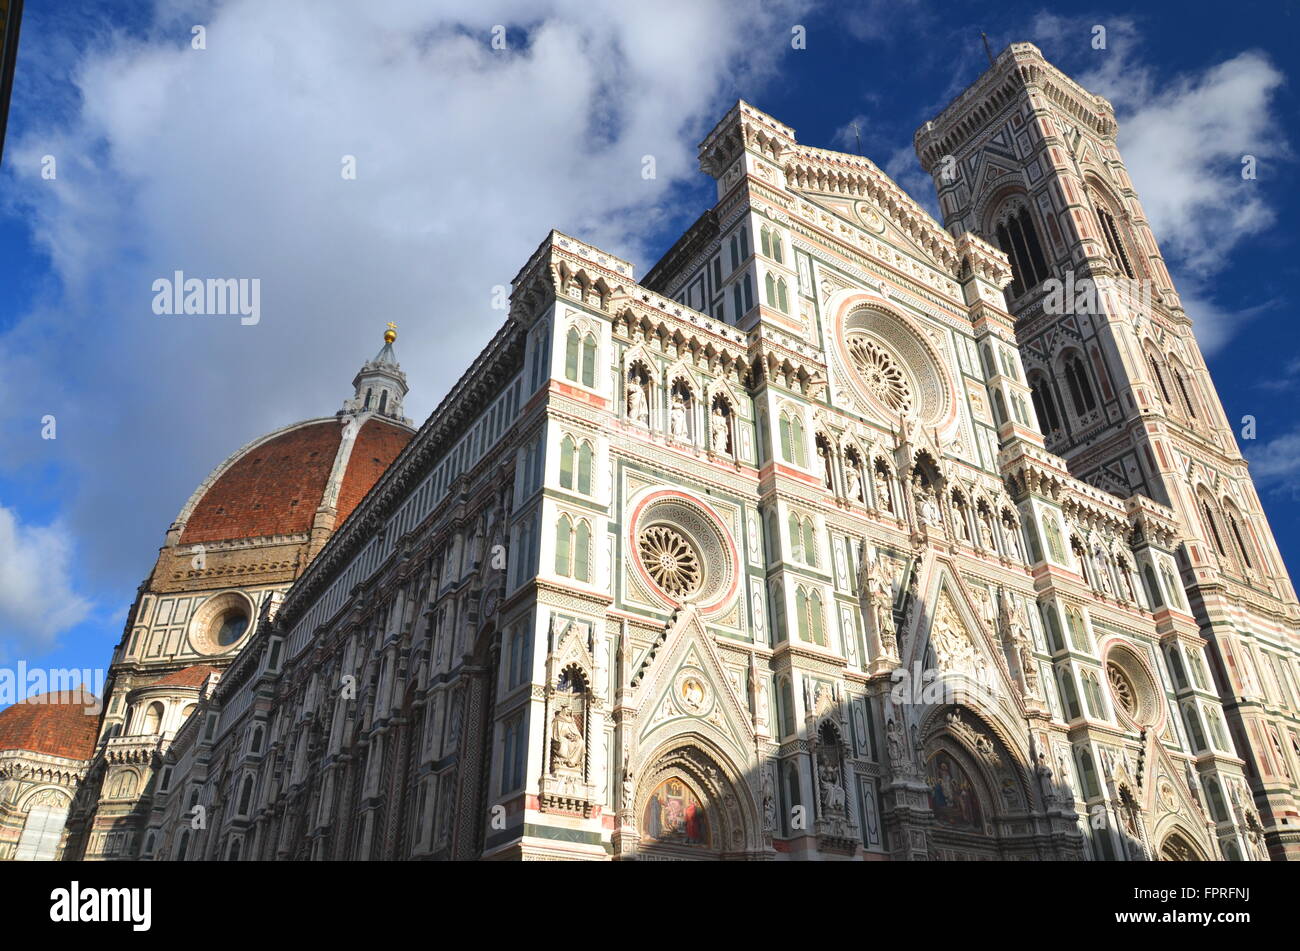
[1081,671,1106,719]
[1075,745,1101,799]
[1029,374,1062,434]
[378,390,388,414]
[363,388,373,410]
[1224,506,1255,570]
[810,590,825,646]
[779,411,806,466]
[561,436,593,495]
[581,335,597,387]
[565,328,580,381]
[1095,204,1136,278]
[992,390,1008,425]
[1063,354,1096,415]
[795,587,809,641]
[559,435,576,489]
[574,520,590,583]
[142,702,164,735]
[578,441,593,495]
[1182,704,1207,752]
[564,328,597,386]
[994,204,1050,297]
[555,515,573,576]
[1200,499,1227,558]
[1146,351,1172,404]
[1058,665,1083,720]
[787,513,816,566]
[1142,565,1163,608]
[1171,361,1199,419]
[760,225,772,258]
[788,512,803,562]
[1042,602,1066,653]
[776,277,789,313]
[765,272,777,308]
[771,583,788,642]
[238,775,255,816]
[780,677,796,737]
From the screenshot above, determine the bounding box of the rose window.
[638,525,702,597]
[1107,661,1137,716]
[848,335,911,413]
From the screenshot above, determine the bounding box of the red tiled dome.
[0,690,100,760]
[179,417,412,546]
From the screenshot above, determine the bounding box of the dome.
[176,416,413,546]
[0,690,100,760]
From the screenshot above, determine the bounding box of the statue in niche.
[1019,640,1040,696]
[710,403,732,455]
[955,500,971,541]
[1093,548,1114,595]
[1119,567,1136,603]
[626,380,649,426]
[819,760,846,813]
[846,461,863,502]
[550,701,584,774]
[1003,518,1021,560]
[761,767,776,831]
[621,756,635,811]
[818,440,834,490]
[670,390,690,442]
[864,553,898,657]
[875,464,894,514]
[977,507,995,549]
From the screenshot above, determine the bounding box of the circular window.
[1104,645,1160,727]
[188,591,255,655]
[629,491,739,615]
[638,525,702,598]
[1107,661,1137,716]
[848,335,912,414]
[215,610,249,647]
[836,306,951,426]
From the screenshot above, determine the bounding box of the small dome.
[0,690,100,760]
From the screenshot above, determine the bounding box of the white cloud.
[1246,429,1300,498]
[0,504,93,657]
[0,0,807,610]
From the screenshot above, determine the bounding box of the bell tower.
[917,42,1300,859]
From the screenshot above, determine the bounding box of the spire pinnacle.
[340,325,411,425]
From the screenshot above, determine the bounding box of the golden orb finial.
[384,321,397,344]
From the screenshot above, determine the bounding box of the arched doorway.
[921,706,1039,860]
[1159,830,1205,861]
[632,737,760,860]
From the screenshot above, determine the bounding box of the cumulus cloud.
[0,0,807,624]
[0,504,93,657]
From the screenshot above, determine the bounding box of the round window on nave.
[836,305,951,427]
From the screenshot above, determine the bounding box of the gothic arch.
[1157,827,1210,861]
[919,705,1039,858]
[631,732,764,859]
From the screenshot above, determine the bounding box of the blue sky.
[0,0,1297,696]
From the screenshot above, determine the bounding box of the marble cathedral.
[3,42,1299,862]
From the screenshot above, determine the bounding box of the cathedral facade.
[3,42,1297,862]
